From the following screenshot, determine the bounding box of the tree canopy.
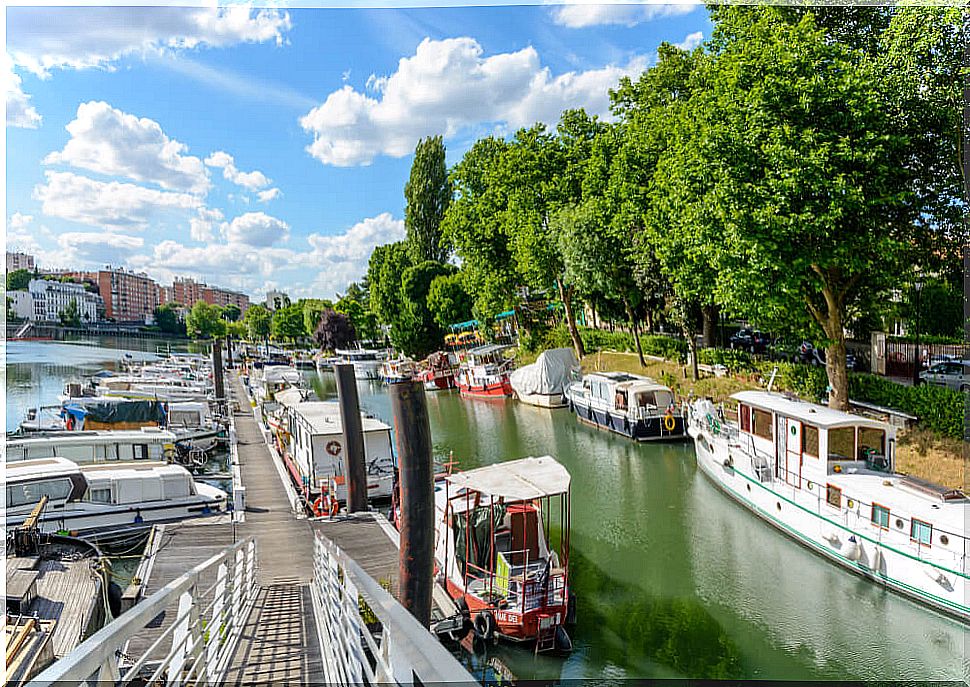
[243,304,273,340]
[405,135,452,263]
[6,269,31,291]
[187,301,226,339]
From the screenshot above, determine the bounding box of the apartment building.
[26,279,103,322]
[6,251,35,273]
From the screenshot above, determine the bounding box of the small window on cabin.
[802,425,819,457]
[826,484,842,509]
[637,392,656,408]
[739,404,751,432]
[857,427,886,460]
[910,519,932,546]
[828,427,855,462]
[871,504,890,529]
[752,409,773,440]
[88,487,112,503]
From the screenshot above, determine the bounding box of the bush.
[753,362,829,401]
[849,375,963,439]
[698,348,754,372]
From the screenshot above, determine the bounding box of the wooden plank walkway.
[312,514,401,597]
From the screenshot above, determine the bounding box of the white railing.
[31,537,258,686]
[311,535,477,686]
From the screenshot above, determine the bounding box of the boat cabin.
[463,344,508,369]
[580,372,674,417]
[335,348,381,361]
[6,458,88,512]
[6,429,177,464]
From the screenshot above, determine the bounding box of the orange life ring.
[328,497,339,517]
[310,496,324,517]
[326,440,342,456]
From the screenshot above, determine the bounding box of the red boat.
[434,456,574,652]
[456,345,513,398]
[418,351,457,390]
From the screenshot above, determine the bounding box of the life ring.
[328,497,339,517]
[326,440,342,456]
[65,416,75,431]
[311,496,324,517]
[473,611,496,641]
[663,413,676,432]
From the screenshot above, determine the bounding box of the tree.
[367,241,411,327]
[405,135,452,263]
[299,298,333,337]
[155,303,185,335]
[427,272,474,329]
[6,269,30,291]
[314,308,357,352]
[243,304,272,341]
[271,303,305,342]
[393,261,453,356]
[335,293,377,342]
[186,301,226,339]
[59,298,82,327]
[221,304,241,322]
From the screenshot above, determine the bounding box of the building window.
[825,484,841,509]
[752,408,773,440]
[910,519,932,546]
[739,404,751,432]
[802,424,819,457]
[871,503,890,529]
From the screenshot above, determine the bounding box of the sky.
[5,2,712,302]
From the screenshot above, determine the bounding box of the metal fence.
[884,339,967,379]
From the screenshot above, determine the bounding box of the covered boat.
[509,348,578,408]
[434,456,574,651]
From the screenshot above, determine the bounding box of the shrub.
[698,348,754,372]
[753,362,829,401]
[848,375,963,439]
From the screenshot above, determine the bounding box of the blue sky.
[5,3,711,301]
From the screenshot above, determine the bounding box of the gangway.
[13,321,32,338]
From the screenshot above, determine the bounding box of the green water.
[6,341,967,682]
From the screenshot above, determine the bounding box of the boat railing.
[312,534,475,685]
[31,537,259,686]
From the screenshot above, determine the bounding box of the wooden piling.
[334,364,368,513]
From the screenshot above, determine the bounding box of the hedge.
[698,348,754,372]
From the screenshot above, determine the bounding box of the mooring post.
[389,380,434,628]
[334,363,368,513]
[225,335,234,369]
[212,339,225,413]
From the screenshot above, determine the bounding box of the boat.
[271,388,397,507]
[417,351,457,391]
[433,456,574,651]
[335,347,384,380]
[455,345,514,398]
[5,457,228,534]
[6,428,177,464]
[685,391,969,622]
[509,348,578,408]
[565,371,686,440]
[247,363,302,417]
[379,357,417,384]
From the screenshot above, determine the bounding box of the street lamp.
[912,280,923,387]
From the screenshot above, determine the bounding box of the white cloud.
[5,56,41,128]
[204,151,271,191]
[189,207,225,242]
[221,211,290,247]
[549,2,698,28]
[674,31,704,52]
[307,212,404,262]
[57,231,144,267]
[257,188,281,203]
[9,212,34,231]
[33,171,202,230]
[300,37,648,167]
[8,5,291,78]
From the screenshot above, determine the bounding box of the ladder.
[535,612,557,653]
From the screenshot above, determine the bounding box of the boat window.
[752,409,773,440]
[739,404,751,432]
[802,425,819,457]
[857,427,886,460]
[910,519,932,546]
[654,391,673,409]
[828,427,855,461]
[88,487,112,503]
[636,391,657,408]
[7,478,75,507]
[136,444,149,460]
[615,391,627,410]
[825,484,841,509]
[871,503,890,529]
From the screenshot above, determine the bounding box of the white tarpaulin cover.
[509,348,578,396]
[445,455,570,499]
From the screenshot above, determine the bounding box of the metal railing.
[311,534,477,686]
[31,537,258,686]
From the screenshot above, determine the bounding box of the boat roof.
[445,456,570,500]
[6,457,82,480]
[732,391,891,431]
[79,461,191,479]
[467,344,507,357]
[583,372,671,393]
[7,428,177,446]
[277,394,391,435]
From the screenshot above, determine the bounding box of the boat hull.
[421,373,456,391]
[5,496,226,535]
[515,391,567,408]
[458,379,513,398]
[567,398,686,441]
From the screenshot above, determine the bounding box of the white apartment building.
[27,279,103,323]
[265,290,289,311]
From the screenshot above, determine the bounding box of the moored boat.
[379,357,417,384]
[456,345,513,398]
[509,347,578,408]
[418,351,457,390]
[565,371,686,440]
[335,347,384,380]
[686,391,969,622]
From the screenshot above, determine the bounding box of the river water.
[6,339,968,682]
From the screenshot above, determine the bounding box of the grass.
[895,428,967,491]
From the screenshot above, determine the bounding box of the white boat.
[271,388,396,506]
[6,428,177,464]
[335,348,384,380]
[685,391,969,622]
[565,372,686,440]
[455,345,513,398]
[248,364,302,415]
[5,457,228,534]
[379,357,417,384]
[509,348,578,408]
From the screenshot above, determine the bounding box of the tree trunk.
[557,278,586,359]
[688,333,699,381]
[826,336,849,411]
[805,275,850,411]
[701,303,719,349]
[624,298,646,367]
[644,308,654,335]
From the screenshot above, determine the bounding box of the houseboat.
[433,456,574,651]
[686,391,969,622]
[272,388,397,506]
[565,372,686,440]
[418,351,457,391]
[379,358,417,384]
[6,428,177,464]
[5,457,228,534]
[509,348,578,408]
[335,347,384,380]
[455,345,514,398]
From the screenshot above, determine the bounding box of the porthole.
[940,534,949,546]
[807,481,813,490]
[895,518,904,529]
[776,502,782,511]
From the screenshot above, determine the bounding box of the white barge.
[686,391,968,621]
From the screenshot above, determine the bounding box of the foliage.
[426,272,473,329]
[335,295,377,343]
[186,301,226,339]
[753,362,830,401]
[405,135,452,263]
[850,375,963,440]
[392,261,454,357]
[225,321,247,338]
[697,348,754,372]
[270,303,306,342]
[6,268,31,291]
[898,278,964,339]
[243,304,272,340]
[314,308,357,352]
[299,298,334,336]
[58,298,82,327]
[367,241,411,328]
[155,303,185,335]
[221,304,241,322]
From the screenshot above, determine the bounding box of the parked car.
[805,344,857,371]
[729,329,769,353]
[768,337,801,362]
[919,360,968,391]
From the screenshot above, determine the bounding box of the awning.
[445,456,570,500]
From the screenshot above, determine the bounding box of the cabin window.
[7,478,75,507]
[871,504,890,529]
[752,409,773,441]
[136,444,149,460]
[88,487,112,503]
[739,404,751,432]
[828,427,855,462]
[910,519,933,546]
[802,425,819,457]
[825,484,841,509]
[857,427,886,460]
[615,391,627,410]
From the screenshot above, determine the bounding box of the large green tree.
[367,241,411,327]
[271,303,306,342]
[427,272,474,330]
[155,303,185,335]
[6,269,31,291]
[393,261,454,356]
[299,298,334,337]
[243,304,273,341]
[405,135,452,263]
[187,301,226,339]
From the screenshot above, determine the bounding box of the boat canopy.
[61,399,167,425]
[510,348,577,396]
[467,344,508,357]
[732,391,891,431]
[445,456,570,500]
